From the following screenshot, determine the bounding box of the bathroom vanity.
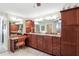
[26,33,60,55]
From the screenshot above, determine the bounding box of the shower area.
[0,14,9,53]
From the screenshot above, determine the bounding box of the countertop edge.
[26,33,61,37]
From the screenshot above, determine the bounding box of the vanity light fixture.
[36,3,41,7]
[33,3,41,8]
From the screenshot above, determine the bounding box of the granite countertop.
[10,36,18,40]
[10,34,27,40]
[10,34,21,40]
[26,33,61,37]
[10,33,61,40]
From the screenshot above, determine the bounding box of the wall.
[0,12,9,51]
[0,16,2,45]
[3,15,9,50]
[23,19,26,34]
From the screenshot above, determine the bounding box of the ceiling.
[0,3,77,18]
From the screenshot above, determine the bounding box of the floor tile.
[0,47,51,56]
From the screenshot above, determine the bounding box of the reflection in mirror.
[41,25,45,31]
[34,12,61,34]
[9,16,24,35]
[35,24,40,33]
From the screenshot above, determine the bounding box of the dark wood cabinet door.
[43,36,53,54]
[61,26,77,43]
[42,37,46,52]
[28,34,32,46]
[77,9,79,25]
[61,9,77,25]
[76,26,79,55]
[25,20,34,33]
[31,35,37,48]
[61,42,76,56]
[53,37,60,56]
[37,35,43,50]
[10,24,19,31]
[61,7,79,56]
[61,26,77,56]
[28,34,37,48]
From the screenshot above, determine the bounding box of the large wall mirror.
[9,16,24,34]
[34,12,61,34]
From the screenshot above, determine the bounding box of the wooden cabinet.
[61,7,79,25]
[77,27,79,55]
[42,37,46,52]
[27,34,61,55]
[61,25,77,56]
[10,39,18,52]
[37,35,53,54]
[61,26,77,56]
[10,24,19,31]
[61,26,77,43]
[28,34,37,48]
[60,7,79,56]
[31,35,37,48]
[61,42,76,56]
[10,35,27,52]
[25,20,35,33]
[37,35,43,50]
[10,24,19,34]
[43,36,53,54]
[53,37,60,56]
[28,34,32,46]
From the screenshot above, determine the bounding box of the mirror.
[34,13,61,34]
[41,25,45,31]
[9,16,24,35]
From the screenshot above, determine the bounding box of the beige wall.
[0,12,9,50]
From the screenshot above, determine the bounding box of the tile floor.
[0,44,6,53]
[0,47,51,56]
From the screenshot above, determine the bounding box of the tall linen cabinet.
[60,7,79,56]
